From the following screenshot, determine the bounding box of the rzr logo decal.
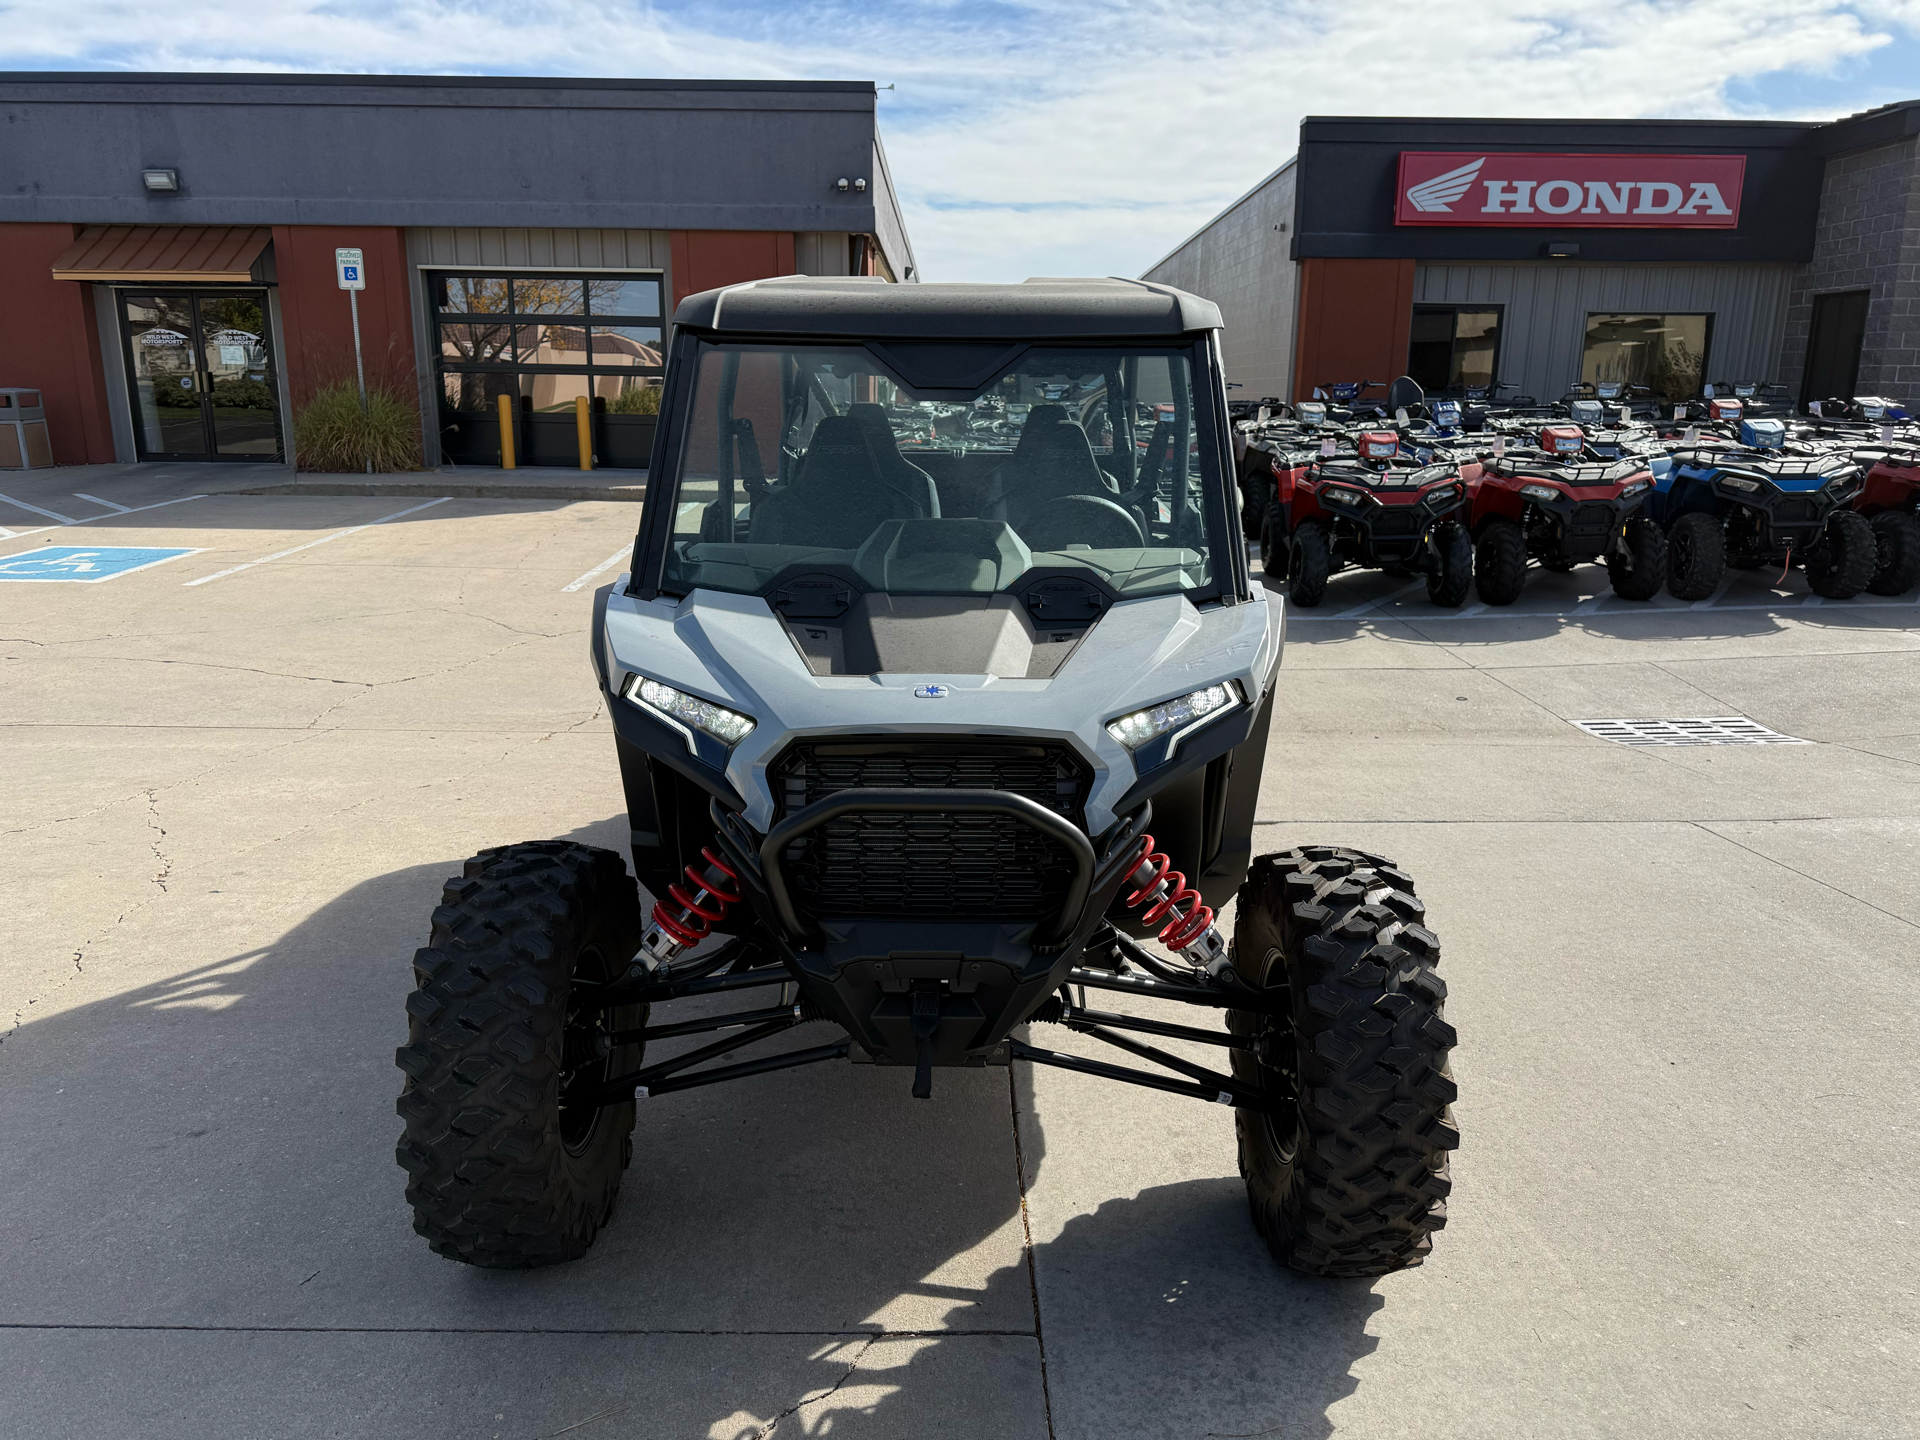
[1404,157,1484,213]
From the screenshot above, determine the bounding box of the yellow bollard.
[497,392,516,470]
[575,394,593,471]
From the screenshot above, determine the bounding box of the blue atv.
[1648,415,1876,600]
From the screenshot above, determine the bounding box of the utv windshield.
[659,342,1222,599]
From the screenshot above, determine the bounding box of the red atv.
[1264,430,1473,608]
[1467,424,1666,604]
[1853,442,1919,594]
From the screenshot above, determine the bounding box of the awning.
[50,225,272,283]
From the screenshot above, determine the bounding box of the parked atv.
[1648,417,1875,600]
[1852,441,1919,594]
[394,277,1458,1279]
[1262,429,1473,607]
[1467,426,1666,603]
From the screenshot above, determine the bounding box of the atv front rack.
[576,924,1279,1111]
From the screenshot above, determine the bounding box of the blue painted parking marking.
[0,546,202,583]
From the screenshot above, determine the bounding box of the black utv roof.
[673,275,1223,341]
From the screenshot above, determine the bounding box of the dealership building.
[0,72,914,469]
[1145,104,1918,410]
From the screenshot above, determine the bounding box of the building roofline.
[1140,156,1298,279]
[0,70,877,94]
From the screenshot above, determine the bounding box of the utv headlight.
[1720,475,1763,493]
[1107,682,1243,751]
[624,674,756,746]
[1519,483,1561,503]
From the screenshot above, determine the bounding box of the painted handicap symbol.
[0,545,201,583]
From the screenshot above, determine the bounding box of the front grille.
[1569,502,1616,533]
[1367,507,1422,537]
[1772,498,1819,523]
[771,739,1090,921]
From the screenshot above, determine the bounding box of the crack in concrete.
[748,1333,879,1439]
[67,656,377,686]
[144,789,172,895]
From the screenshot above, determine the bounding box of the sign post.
[335,248,371,474]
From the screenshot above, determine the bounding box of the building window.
[1582,314,1712,402]
[1406,307,1502,393]
[431,271,665,467]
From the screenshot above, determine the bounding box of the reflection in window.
[1406,306,1502,391]
[431,269,666,467]
[1582,314,1711,402]
[512,278,585,315]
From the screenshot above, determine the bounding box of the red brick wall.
[668,231,798,307]
[0,223,117,465]
[271,225,417,405]
[1291,258,1417,401]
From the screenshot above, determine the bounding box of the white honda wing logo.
[1405,157,1484,213]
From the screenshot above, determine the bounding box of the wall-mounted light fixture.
[142,168,180,192]
[854,177,867,192]
[834,176,870,193]
[1545,240,1579,258]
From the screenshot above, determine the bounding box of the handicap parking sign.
[0,546,201,583]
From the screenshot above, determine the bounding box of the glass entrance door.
[121,291,282,461]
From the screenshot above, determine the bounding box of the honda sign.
[1396,152,1745,228]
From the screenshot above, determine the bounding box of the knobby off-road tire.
[1473,520,1527,606]
[1805,510,1879,599]
[1261,499,1291,581]
[395,841,646,1268]
[1607,516,1668,601]
[1665,511,1726,601]
[1288,520,1331,606]
[1426,520,1473,607]
[1228,848,1458,1277]
[1867,509,1919,595]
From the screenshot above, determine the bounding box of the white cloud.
[0,0,1912,279]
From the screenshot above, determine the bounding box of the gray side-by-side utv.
[395,277,1458,1278]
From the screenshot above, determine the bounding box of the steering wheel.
[1019,493,1146,551]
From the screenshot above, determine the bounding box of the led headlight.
[1519,483,1561,503]
[1107,682,1242,752]
[1720,475,1762,493]
[1323,486,1365,507]
[1422,482,1463,507]
[1825,471,1861,499]
[623,674,755,746]
[1617,478,1651,499]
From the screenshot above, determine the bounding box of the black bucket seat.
[751,413,934,549]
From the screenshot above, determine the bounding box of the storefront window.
[1406,307,1502,392]
[432,269,665,466]
[1582,314,1711,402]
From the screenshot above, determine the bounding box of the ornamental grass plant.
[293,380,423,472]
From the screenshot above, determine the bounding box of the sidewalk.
[17,461,647,505]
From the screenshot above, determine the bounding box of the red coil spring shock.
[647,846,742,954]
[1123,833,1222,958]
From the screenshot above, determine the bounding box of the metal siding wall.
[1411,262,1796,400]
[1142,163,1297,400]
[794,232,854,276]
[405,228,670,271]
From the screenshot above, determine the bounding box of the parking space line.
[0,492,76,524]
[6,493,214,539]
[1331,578,1426,619]
[561,546,632,593]
[73,492,132,514]
[184,497,451,587]
[1690,573,1739,609]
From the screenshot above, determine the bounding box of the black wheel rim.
[558,943,615,1153]
[1254,946,1303,1162]
[1674,529,1694,572]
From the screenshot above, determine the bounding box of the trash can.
[0,389,53,470]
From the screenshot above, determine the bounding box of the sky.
[2,0,1916,282]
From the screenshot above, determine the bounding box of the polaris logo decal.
[914,684,950,698]
[1396,153,1744,228]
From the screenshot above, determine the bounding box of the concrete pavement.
[1,467,1914,1437]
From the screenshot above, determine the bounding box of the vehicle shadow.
[0,815,1381,1439]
